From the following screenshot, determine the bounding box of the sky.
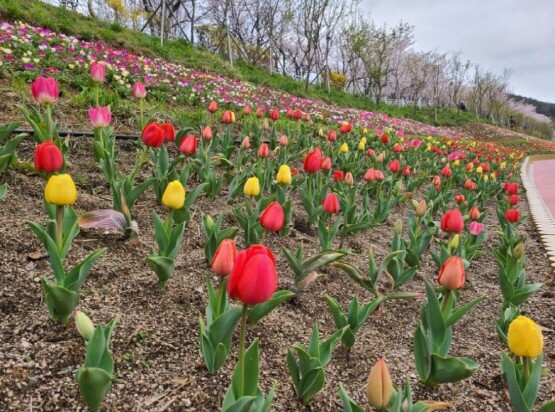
[362,0,555,103]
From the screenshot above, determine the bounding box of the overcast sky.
[362,0,555,103]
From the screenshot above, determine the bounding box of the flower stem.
[237,304,249,397]
[215,277,227,318]
[56,205,64,253]
[95,85,100,107]
[440,289,451,316]
[522,356,530,382]
[165,210,174,233]
[139,98,144,130]
[46,104,53,141]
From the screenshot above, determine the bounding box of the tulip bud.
[142,122,165,147]
[449,234,460,250]
[505,209,519,223]
[327,130,337,142]
[260,201,285,232]
[90,62,106,83]
[394,219,402,234]
[322,193,340,214]
[162,180,186,209]
[468,221,484,236]
[179,135,198,156]
[513,243,525,259]
[244,177,260,197]
[262,118,270,130]
[333,170,344,182]
[31,76,59,104]
[437,255,465,290]
[75,311,95,341]
[279,134,288,146]
[34,141,63,173]
[207,101,218,113]
[241,136,251,150]
[243,105,252,115]
[469,206,480,221]
[258,143,270,158]
[89,106,112,129]
[45,174,77,206]
[160,122,175,142]
[440,209,464,233]
[211,239,237,276]
[366,358,393,409]
[132,82,146,99]
[509,195,518,206]
[256,107,264,118]
[221,110,236,124]
[344,172,354,186]
[321,157,332,171]
[340,143,349,153]
[507,316,543,358]
[414,199,426,217]
[276,165,292,185]
[201,126,213,141]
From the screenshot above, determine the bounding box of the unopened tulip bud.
[366,358,393,409]
[205,214,215,230]
[394,219,402,234]
[449,234,460,250]
[201,126,213,141]
[262,119,270,130]
[344,172,354,186]
[75,311,95,341]
[513,243,525,259]
[279,135,288,146]
[241,136,251,149]
[414,199,426,217]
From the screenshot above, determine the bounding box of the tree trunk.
[87,0,96,18]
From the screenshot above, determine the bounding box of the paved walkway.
[532,159,555,219]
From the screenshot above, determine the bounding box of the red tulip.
[505,209,519,223]
[243,105,252,115]
[440,166,452,177]
[327,130,337,142]
[34,141,63,173]
[207,101,218,113]
[260,201,285,232]
[279,135,288,146]
[323,193,340,214]
[160,123,175,141]
[88,106,111,128]
[227,245,278,305]
[286,109,294,118]
[504,183,519,195]
[464,179,476,191]
[141,123,165,147]
[388,159,400,173]
[304,150,321,173]
[201,125,213,141]
[31,77,58,104]
[381,135,389,144]
[221,110,235,124]
[402,166,412,177]
[179,135,198,155]
[132,82,146,99]
[438,256,465,290]
[469,206,480,221]
[256,107,264,118]
[440,208,464,233]
[320,157,332,171]
[211,239,237,276]
[293,109,302,119]
[258,143,270,158]
[269,109,279,121]
[364,168,377,182]
[509,195,518,206]
[90,62,106,83]
[393,143,403,153]
[339,122,352,134]
[333,170,344,181]
[366,148,375,157]
[454,194,465,204]
[433,176,441,189]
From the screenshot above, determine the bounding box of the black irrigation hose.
[13,128,139,140]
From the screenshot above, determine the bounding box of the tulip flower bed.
[0,23,555,412]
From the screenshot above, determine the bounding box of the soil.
[0,137,554,411]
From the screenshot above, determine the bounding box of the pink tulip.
[468,221,484,236]
[132,82,146,99]
[31,77,58,104]
[90,62,106,83]
[88,106,111,128]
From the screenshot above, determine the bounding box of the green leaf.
[302,249,350,275]
[247,290,295,325]
[221,396,257,412]
[338,384,364,412]
[0,184,6,200]
[428,354,479,386]
[325,295,348,329]
[207,307,242,347]
[42,280,80,324]
[522,353,544,408]
[537,400,555,412]
[64,249,106,292]
[146,255,175,287]
[424,280,446,349]
[445,295,486,327]
[413,324,431,381]
[76,367,113,412]
[501,352,530,412]
[319,326,346,366]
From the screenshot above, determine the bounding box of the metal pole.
[160,0,166,47]
[226,15,233,66]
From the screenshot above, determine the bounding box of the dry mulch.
[0,137,554,411]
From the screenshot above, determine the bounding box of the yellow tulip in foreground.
[276,165,292,185]
[366,358,393,409]
[244,176,260,196]
[508,316,543,358]
[340,143,349,153]
[162,180,186,209]
[45,174,77,206]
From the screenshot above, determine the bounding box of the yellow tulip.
[276,165,292,185]
[358,139,366,151]
[508,316,543,357]
[483,175,489,182]
[476,166,483,174]
[363,127,368,134]
[340,143,349,153]
[366,358,393,409]
[454,160,460,166]
[45,174,77,206]
[318,128,324,137]
[162,180,186,209]
[244,177,260,196]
